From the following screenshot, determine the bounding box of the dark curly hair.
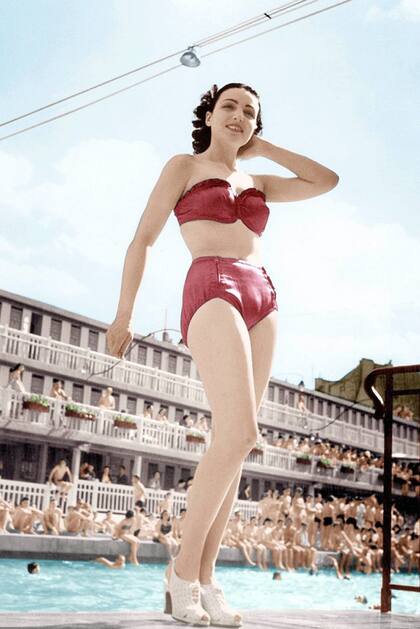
[192,82,263,154]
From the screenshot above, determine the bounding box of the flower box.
[296,456,312,465]
[65,404,97,421]
[114,418,137,430]
[317,459,334,470]
[186,434,206,444]
[23,400,50,413]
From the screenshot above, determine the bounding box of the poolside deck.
[0,609,418,628]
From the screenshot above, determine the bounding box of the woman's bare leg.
[196,304,277,584]
[171,299,277,583]
[199,467,243,583]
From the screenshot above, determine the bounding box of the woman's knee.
[211,430,258,458]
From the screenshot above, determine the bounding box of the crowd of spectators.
[255,430,419,495]
[1,486,418,576]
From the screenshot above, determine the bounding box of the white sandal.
[200,579,243,627]
[163,558,210,626]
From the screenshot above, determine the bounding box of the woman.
[153,510,179,558]
[105,82,338,626]
[101,465,112,483]
[6,364,26,393]
[113,510,140,566]
[238,483,251,501]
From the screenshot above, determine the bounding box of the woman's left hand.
[237,135,266,160]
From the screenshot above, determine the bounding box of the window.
[289,391,295,407]
[9,306,23,329]
[251,478,260,501]
[175,408,184,423]
[90,387,102,406]
[335,405,341,419]
[30,313,42,335]
[31,374,44,394]
[180,467,192,481]
[88,330,99,351]
[72,384,84,403]
[70,324,81,346]
[113,393,120,412]
[317,399,323,415]
[326,401,332,417]
[152,349,162,369]
[127,397,137,415]
[168,354,177,374]
[182,358,191,378]
[50,318,62,341]
[267,384,274,402]
[148,462,160,482]
[308,397,314,413]
[137,345,147,365]
[278,389,285,404]
[164,465,175,490]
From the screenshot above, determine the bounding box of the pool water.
[0,559,418,615]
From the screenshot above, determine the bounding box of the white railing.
[0,478,258,518]
[1,324,418,458]
[0,324,205,404]
[0,391,415,496]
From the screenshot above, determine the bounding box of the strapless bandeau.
[173,178,269,237]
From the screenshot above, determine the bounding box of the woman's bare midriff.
[179,155,265,267]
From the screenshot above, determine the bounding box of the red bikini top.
[173,178,269,237]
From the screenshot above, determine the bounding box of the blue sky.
[0,0,419,389]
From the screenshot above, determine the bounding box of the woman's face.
[206,88,259,146]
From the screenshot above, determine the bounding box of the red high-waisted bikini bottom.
[180,255,278,348]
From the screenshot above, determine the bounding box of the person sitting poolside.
[113,510,140,565]
[153,510,179,558]
[0,495,13,533]
[12,497,43,534]
[99,510,118,536]
[42,498,62,535]
[64,504,92,536]
[94,554,126,569]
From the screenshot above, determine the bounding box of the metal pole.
[381,372,393,613]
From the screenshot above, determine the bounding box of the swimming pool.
[0,559,418,615]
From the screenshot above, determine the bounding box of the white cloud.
[0,139,163,265]
[366,0,420,23]
[0,250,88,299]
[265,193,420,381]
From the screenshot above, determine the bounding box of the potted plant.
[114,414,137,430]
[22,394,50,412]
[295,452,312,466]
[250,439,265,456]
[185,428,206,444]
[317,457,334,470]
[340,462,356,474]
[65,403,97,421]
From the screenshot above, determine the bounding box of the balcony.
[0,324,416,457]
[1,390,417,496]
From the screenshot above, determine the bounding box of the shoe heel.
[164,589,172,614]
[163,569,172,614]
